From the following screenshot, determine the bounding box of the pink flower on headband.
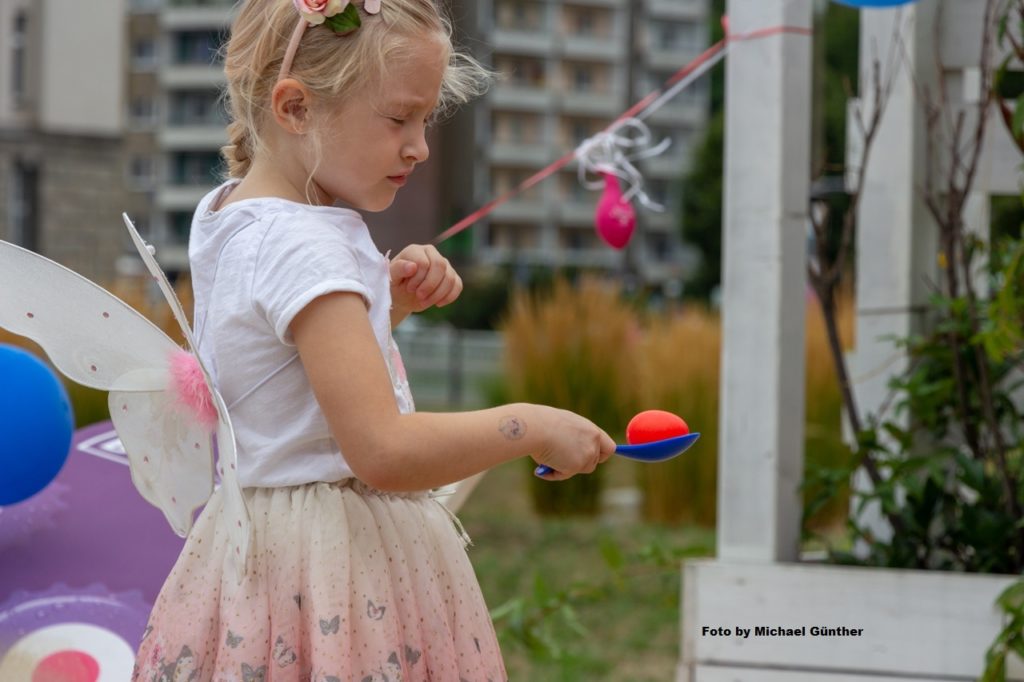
[293,0,346,25]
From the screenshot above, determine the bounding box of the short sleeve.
[252,216,374,345]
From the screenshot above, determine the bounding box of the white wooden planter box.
[679,560,1022,682]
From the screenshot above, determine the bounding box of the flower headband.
[278,0,382,81]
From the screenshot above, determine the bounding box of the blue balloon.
[831,0,917,6]
[0,345,74,505]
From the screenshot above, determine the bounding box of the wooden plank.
[682,560,1021,680]
[687,664,959,682]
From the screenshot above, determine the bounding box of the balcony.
[156,184,212,211]
[562,0,628,8]
[491,28,556,56]
[487,142,556,167]
[489,198,550,223]
[161,2,234,30]
[639,210,675,232]
[644,152,690,179]
[478,245,556,267]
[561,34,626,61]
[647,0,705,21]
[489,85,557,112]
[644,99,706,127]
[648,46,705,72]
[160,64,225,89]
[560,90,623,118]
[159,124,226,150]
[557,199,598,227]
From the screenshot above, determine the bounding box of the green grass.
[458,458,715,681]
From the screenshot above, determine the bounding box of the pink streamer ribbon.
[432,21,813,245]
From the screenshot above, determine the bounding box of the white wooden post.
[682,6,1024,681]
[717,0,812,563]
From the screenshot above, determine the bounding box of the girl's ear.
[271,78,312,134]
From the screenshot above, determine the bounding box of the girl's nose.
[403,129,429,164]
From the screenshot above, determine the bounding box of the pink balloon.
[594,173,636,250]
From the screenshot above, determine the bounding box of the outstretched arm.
[292,291,616,491]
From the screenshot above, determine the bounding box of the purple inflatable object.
[0,584,151,652]
[0,421,187,663]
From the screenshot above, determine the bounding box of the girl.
[132,1,616,680]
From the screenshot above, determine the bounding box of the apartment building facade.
[455,0,709,286]
[2,0,708,285]
[134,0,709,284]
[0,0,128,283]
[123,0,234,277]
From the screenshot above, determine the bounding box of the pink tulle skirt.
[132,480,506,681]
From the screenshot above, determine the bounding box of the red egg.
[626,410,690,445]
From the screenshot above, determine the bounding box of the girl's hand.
[530,407,617,481]
[389,244,462,326]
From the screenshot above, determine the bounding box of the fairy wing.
[0,233,250,580]
[120,214,250,580]
[0,239,213,527]
[0,241,177,393]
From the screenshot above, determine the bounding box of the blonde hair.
[220,0,490,178]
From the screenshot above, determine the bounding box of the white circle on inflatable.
[0,622,135,682]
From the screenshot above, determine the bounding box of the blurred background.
[0,0,941,679]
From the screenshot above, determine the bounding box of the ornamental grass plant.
[633,304,721,525]
[501,277,640,515]
[501,279,855,529]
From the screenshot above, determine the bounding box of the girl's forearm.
[340,403,547,491]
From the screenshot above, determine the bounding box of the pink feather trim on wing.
[168,349,219,430]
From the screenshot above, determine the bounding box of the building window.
[648,232,672,262]
[495,113,540,144]
[8,161,39,251]
[132,38,158,69]
[656,21,701,52]
[507,116,524,143]
[168,211,193,246]
[574,9,595,36]
[493,169,540,202]
[647,179,671,206]
[174,30,224,65]
[130,96,158,127]
[565,171,589,200]
[170,90,224,126]
[488,223,536,249]
[129,156,156,190]
[172,151,223,186]
[499,56,544,88]
[572,65,593,92]
[561,227,596,251]
[11,11,27,105]
[497,1,540,31]
[570,119,595,145]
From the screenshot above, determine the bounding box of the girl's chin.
[360,193,399,213]
[329,198,390,213]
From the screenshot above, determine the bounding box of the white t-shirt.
[188,180,415,488]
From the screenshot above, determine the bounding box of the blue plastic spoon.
[534,432,701,477]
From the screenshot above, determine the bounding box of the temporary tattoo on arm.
[499,415,526,441]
